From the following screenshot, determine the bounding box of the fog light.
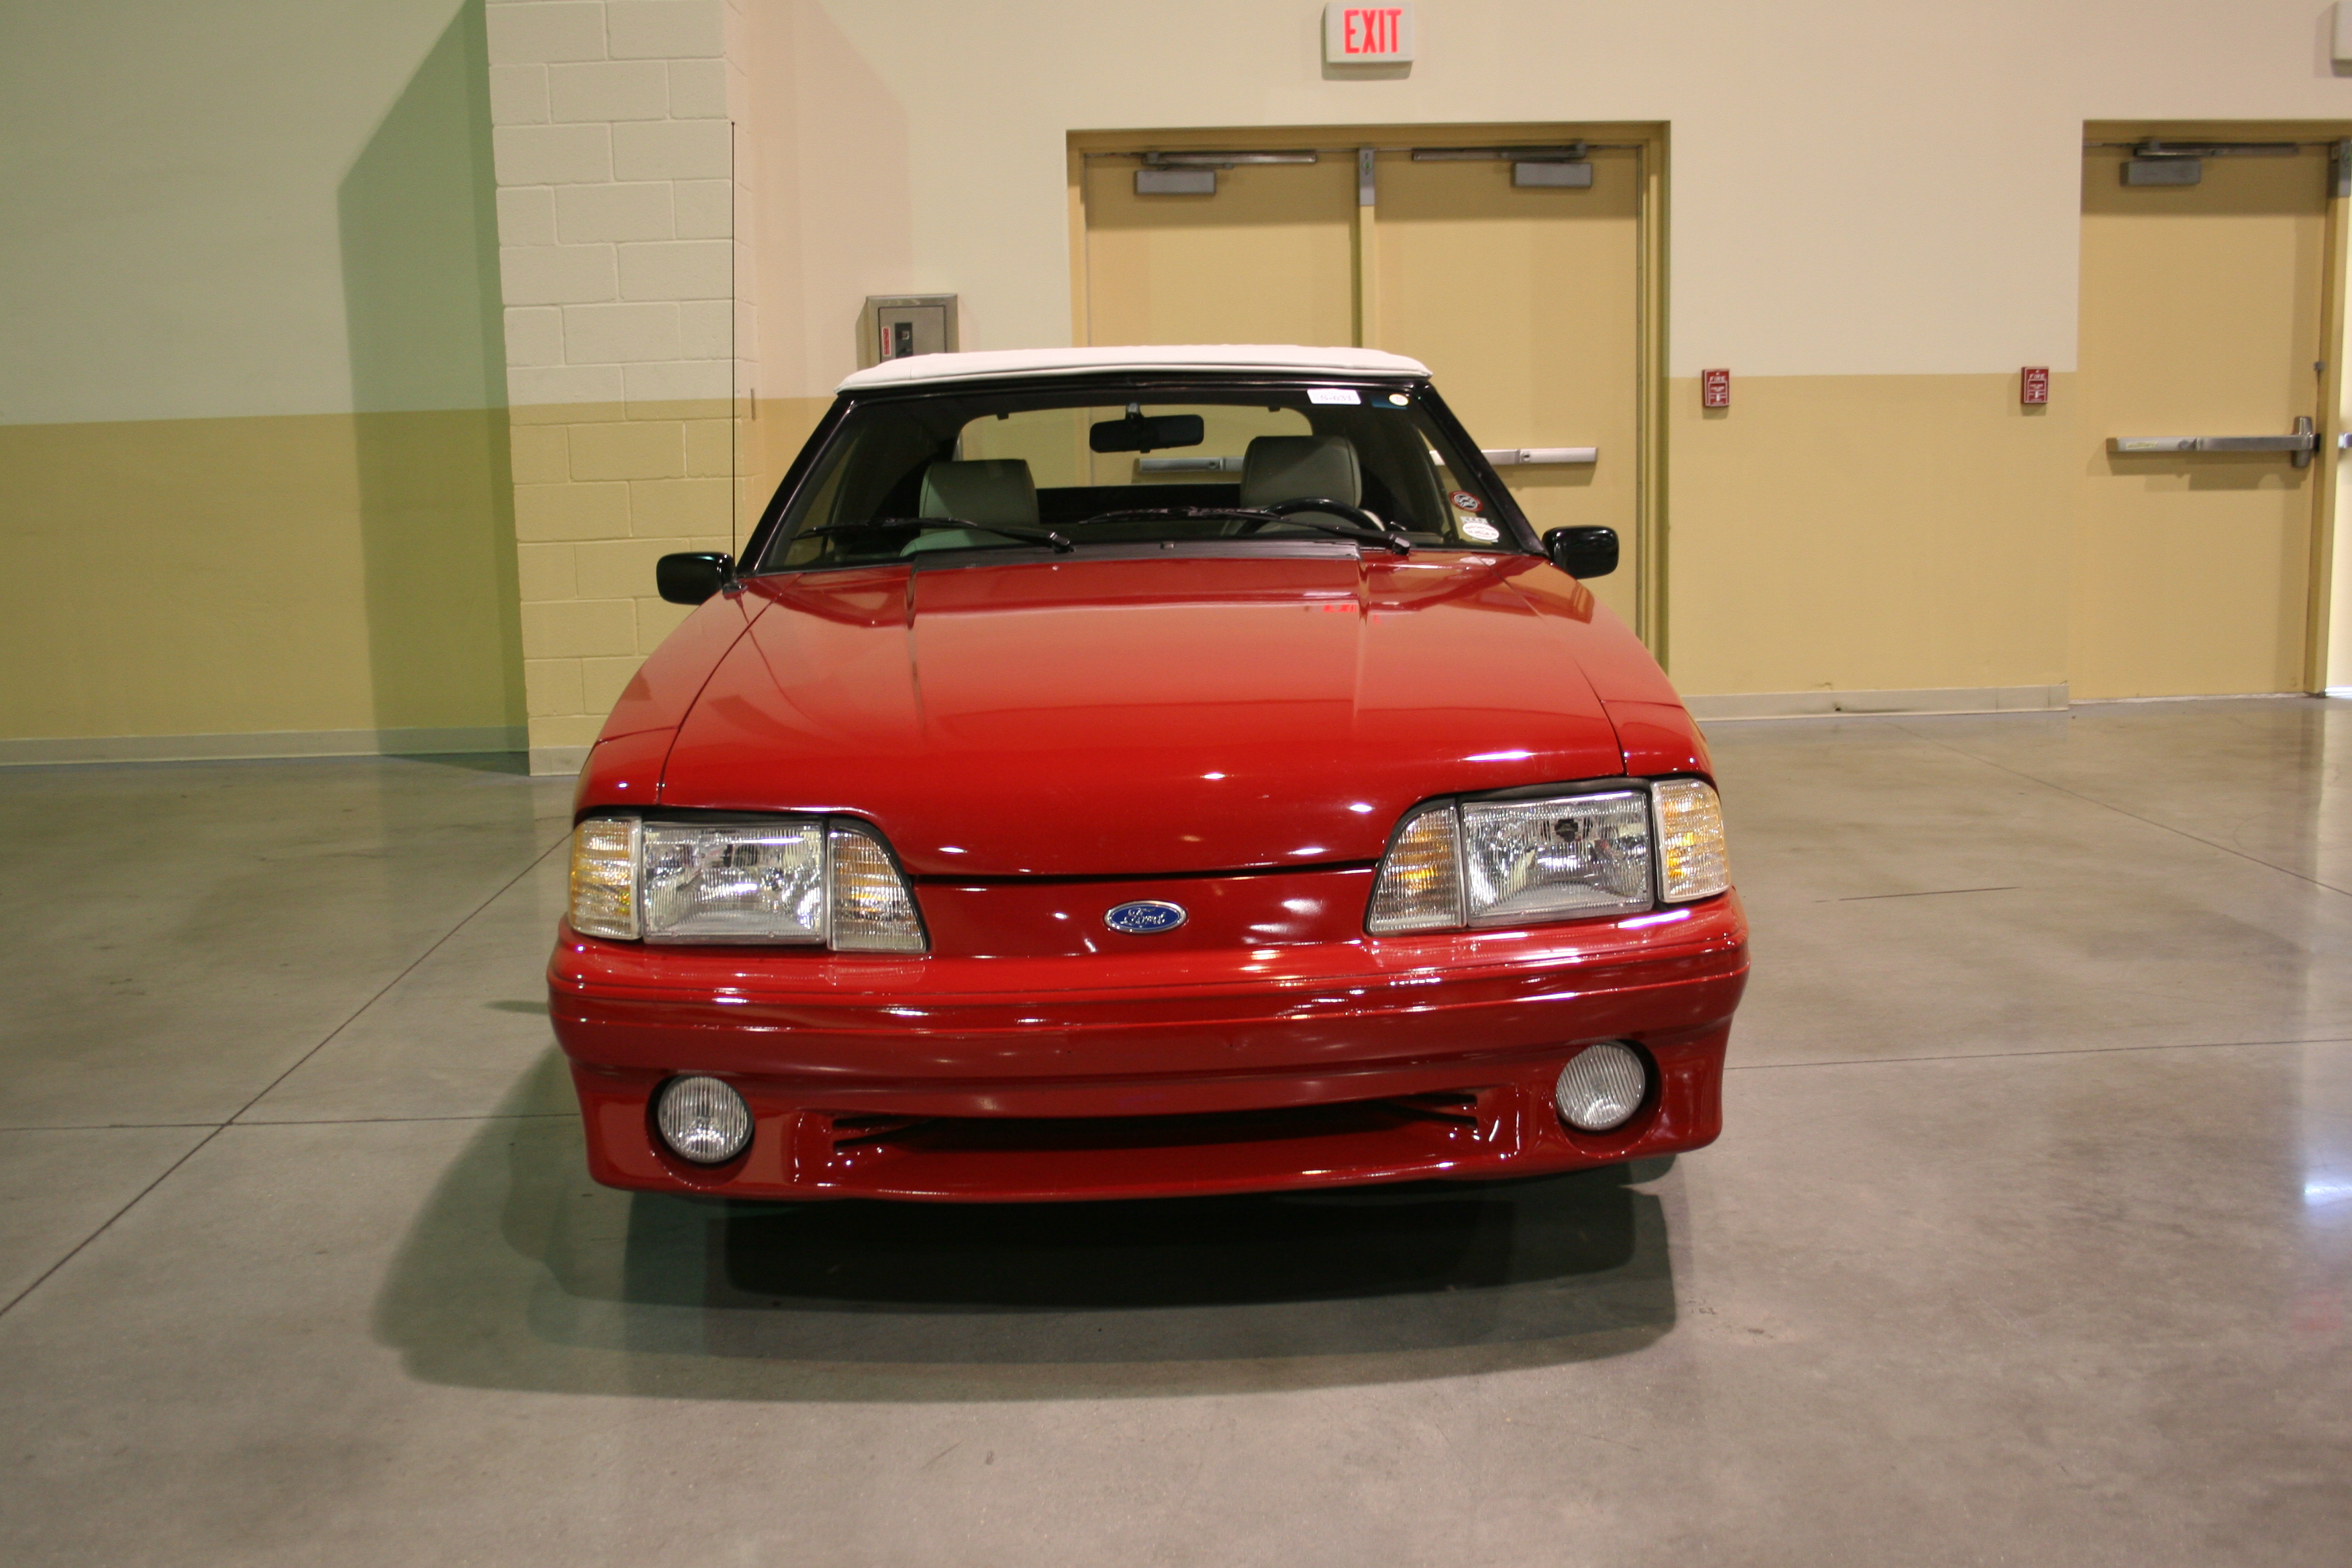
[1555,1042,1647,1132]
[654,1075,752,1164]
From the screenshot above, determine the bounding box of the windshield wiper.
[801,517,1075,554]
[1075,505,1410,556]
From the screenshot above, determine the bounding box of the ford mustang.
[549,345,1748,1201]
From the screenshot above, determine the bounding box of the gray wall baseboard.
[530,744,593,777]
[1685,684,2069,722]
[0,726,528,767]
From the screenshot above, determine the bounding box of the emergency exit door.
[1372,147,1641,632]
[2075,138,2341,697]
[1077,131,1653,636]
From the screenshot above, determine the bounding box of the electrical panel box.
[860,295,959,369]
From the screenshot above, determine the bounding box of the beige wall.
[719,0,2352,708]
[15,1,2352,761]
[0,413,524,754]
[740,0,2352,396]
[0,0,526,756]
[1665,375,2077,697]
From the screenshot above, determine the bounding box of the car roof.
[835,344,1432,393]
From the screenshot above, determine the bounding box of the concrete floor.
[2,699,2349,1565]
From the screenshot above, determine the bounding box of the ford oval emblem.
[1104,899,1187,935]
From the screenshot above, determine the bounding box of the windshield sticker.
[1449,491,1482,512]
[1458,517,1501,543]
[1307,387,1361,405]
[1386,392,1411,405]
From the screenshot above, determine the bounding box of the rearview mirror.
[1089,412,1206,454]
[656,552,733,605]
[1542,526,1618,579]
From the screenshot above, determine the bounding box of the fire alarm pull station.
[1701,369,1730,409]
[860,295,959,369]
[2020,366,2050,405]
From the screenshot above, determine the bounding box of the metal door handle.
[1481,446,1599,466]
[1136,456,1244,474]
[2110,416,2316,468]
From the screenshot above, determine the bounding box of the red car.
[550,346,1747,1202]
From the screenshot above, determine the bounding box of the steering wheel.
[1236,496,1398,542]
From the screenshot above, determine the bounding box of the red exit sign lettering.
[1701,369,1731,408]
[1324,3,1416,63]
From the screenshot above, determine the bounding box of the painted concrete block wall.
[11,1,2352,765]
[487,0,754,773]
[0,1,526,759]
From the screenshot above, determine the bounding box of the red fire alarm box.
[2020,366,2050,405]
[1701,369,1730,408]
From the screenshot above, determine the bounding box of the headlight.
[643,820,827,942]
[1367,778,1728,933]
[1461,789,1652,924]
[567,816,927,951]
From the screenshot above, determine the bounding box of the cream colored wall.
[726,0,2352,704]
[0,1,526,754]
[744,0,2352,397]
[15,1,2352,758]
[1,2,509,424]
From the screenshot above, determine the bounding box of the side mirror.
[656,552,733,605]
[1542,526,1618,579]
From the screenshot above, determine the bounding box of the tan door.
[1077,134,1651,637]
[1081,157,1355,347]
[2075,142,2335,697]
[1372,147,1643,629]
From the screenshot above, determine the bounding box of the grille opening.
[827,1095,1487,1158]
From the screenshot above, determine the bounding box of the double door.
[1077,130,1654,636]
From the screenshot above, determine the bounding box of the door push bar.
[1150,448,1604,473]
[1481,447,1599,466]
[2110,417,2316,469]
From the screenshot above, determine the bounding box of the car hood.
[657,551,1643,877]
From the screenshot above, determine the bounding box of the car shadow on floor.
[375,1052,1679,1402]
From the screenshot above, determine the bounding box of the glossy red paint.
[549,381,1749,1204]
[660,554,1653,877]
[552,892,1745,1200]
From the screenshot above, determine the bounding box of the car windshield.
[753,379,1523,571]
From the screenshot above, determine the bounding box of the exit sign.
[1325,3,1414,64]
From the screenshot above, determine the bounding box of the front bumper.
[549,892,1747,1202]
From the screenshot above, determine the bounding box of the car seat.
[1236,435,1363,532]
[904,459,1038,554]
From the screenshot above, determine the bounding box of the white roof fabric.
[836,344,1431,393]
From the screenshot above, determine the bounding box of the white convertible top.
[836,344,1430,393]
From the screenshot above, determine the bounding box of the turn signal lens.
[569,817,640,939]
[1653,779,1730,902]
[655,1075,752,1164]
[827,823,928,952]
[1367,804,1463,933]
